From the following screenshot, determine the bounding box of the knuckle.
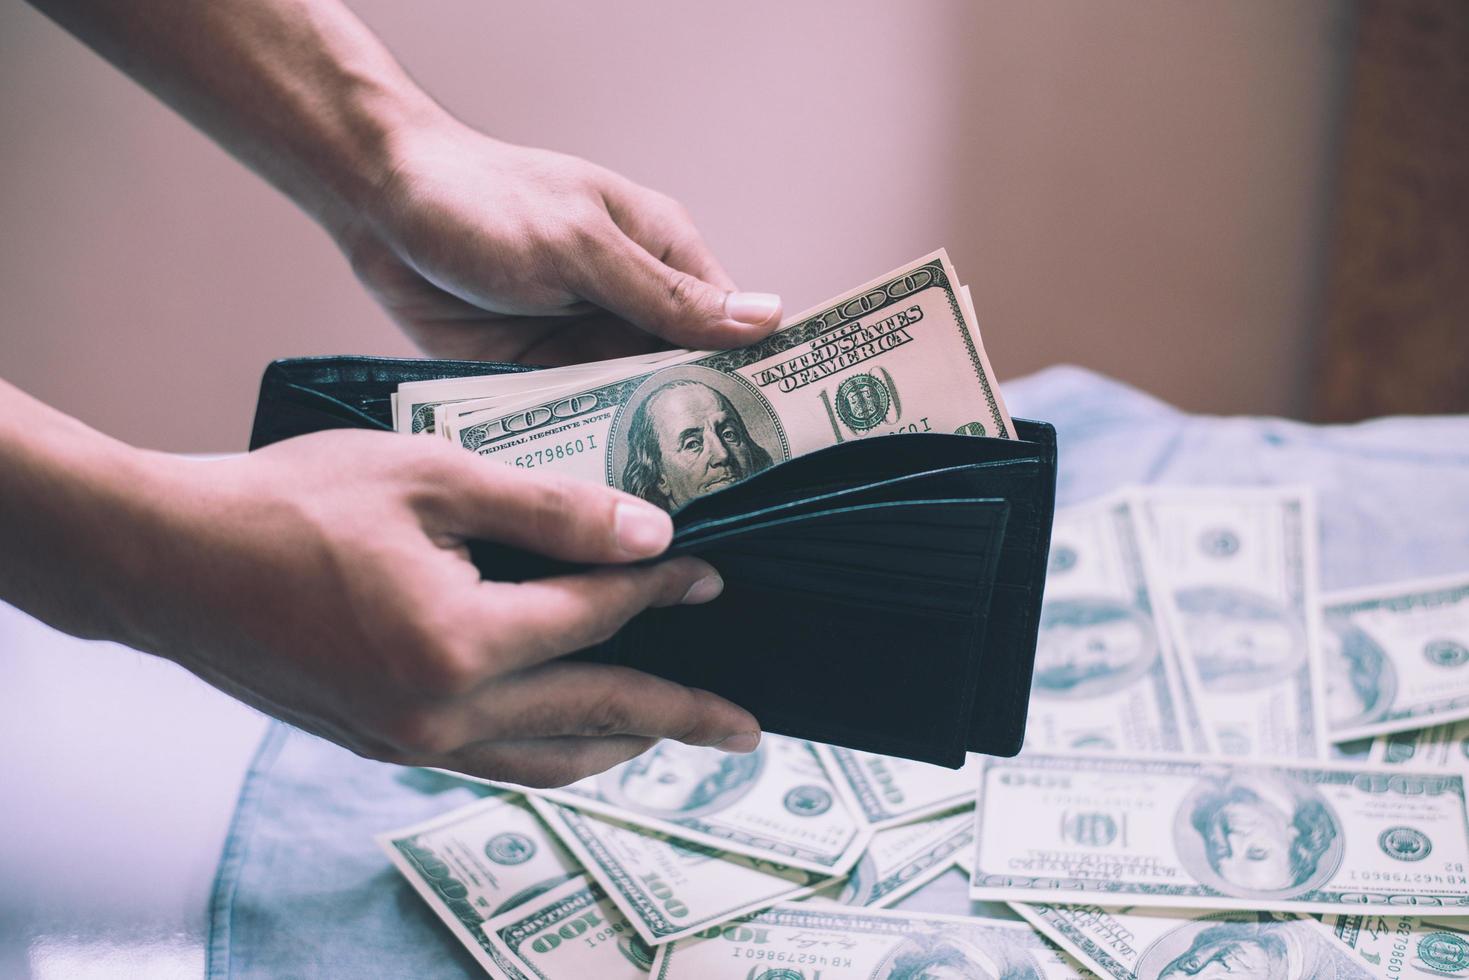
[664,268,703,313]
[380,706,458,755]
[580,688,635,737]
[407,639,483,696]
[525,477,588,545]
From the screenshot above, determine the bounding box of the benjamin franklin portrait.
[1322,612,1394,730]
[1135,914,1361,980]
[876,928,1044,980]
[1033,597,1159,699]
[1174,772,1341,899]
[595,740,764,819]
[612,365,787,511]
[1175,587,1306,692]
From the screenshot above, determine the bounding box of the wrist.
[0,389,181,650]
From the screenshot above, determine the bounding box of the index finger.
[483,556,722,673]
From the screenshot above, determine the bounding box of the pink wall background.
[0,1,1351,452]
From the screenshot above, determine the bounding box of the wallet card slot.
[708,557,992,617]
[675,458,1040,543]
[279,383,394,430]
[671,432,1044,526]
[673,497,1008,555]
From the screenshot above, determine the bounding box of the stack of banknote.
[369,252,1469,979]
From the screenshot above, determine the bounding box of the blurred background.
[1,0,1464,452]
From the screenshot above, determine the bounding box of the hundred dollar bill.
[395,350,683,434]
[445,251,1013,507]
[525,795,827,947]
[809,806,975,909]
[375,790,580,980]
[1014,903,1383,980]
[483,734,871,876]
[1028,496,1193,754]
[815,744,982,828]
[969,753,1469,914]
[1328,911,1469,978]
[1323,574,1469,742]
[1140,487,1327,758]
[484,874,653,979]
[650,904,1095,978]
[1377,720,1469,768]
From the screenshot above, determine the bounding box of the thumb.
[570,229,782,349]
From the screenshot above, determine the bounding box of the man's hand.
[135,432,759,786]
[342,122,783,365]
[0,376,759,788]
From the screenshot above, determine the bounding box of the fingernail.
[724,291,782,326]
[615,501,672,556]
[680,572,724,605]
[716,732,761,754]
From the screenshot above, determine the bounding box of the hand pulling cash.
[250,250,1057,766]
[383,250,1056,767]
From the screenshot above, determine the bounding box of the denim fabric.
[207,366,1469,977]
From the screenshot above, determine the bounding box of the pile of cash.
[370,253,1469,978]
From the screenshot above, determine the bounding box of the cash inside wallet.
[249,355,1056,767]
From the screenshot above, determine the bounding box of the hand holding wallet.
[249,354,1056,768]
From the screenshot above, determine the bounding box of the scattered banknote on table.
[1139,487,1327,759]
[1015,903,1466,980]
[376,790,580,980]
[650,904,1096,978]
[483,874,651,979]
[1323,574,1469,742]
[1027,495,1193,754]
[495,734,874,876]
[808,805,974,910]
[815,743,982,828]
[970,752,1469,914]
[524,794,828,947]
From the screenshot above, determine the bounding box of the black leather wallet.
[249,356,1056,768]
